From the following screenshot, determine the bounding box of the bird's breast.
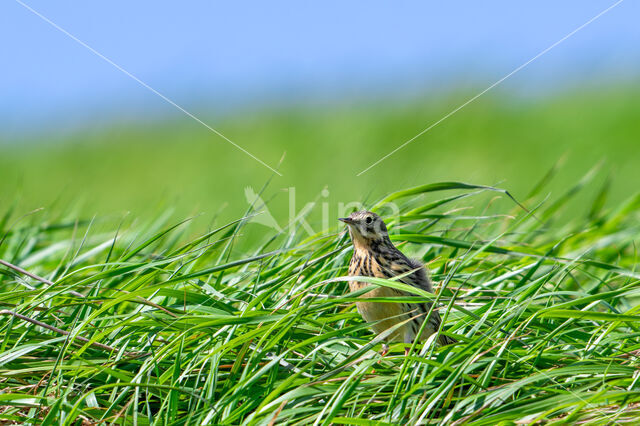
[348,250,406,341]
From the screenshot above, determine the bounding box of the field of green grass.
[1,88,640,424]
[1,87,639,229]
[2,177,640,424]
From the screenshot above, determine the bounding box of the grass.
[2,171,640,425]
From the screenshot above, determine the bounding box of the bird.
[339,210,456,355]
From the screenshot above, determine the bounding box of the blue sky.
[1,1,638,134]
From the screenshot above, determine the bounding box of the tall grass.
[1,173,640,424]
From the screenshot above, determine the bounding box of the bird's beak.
[338,217,354,225]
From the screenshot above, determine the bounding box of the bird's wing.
[404,257,433,293]
[375,255,433,292]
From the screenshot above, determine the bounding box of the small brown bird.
[340,211,455,354]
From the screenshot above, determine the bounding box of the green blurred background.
[2,88,639,227]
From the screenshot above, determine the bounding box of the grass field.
[1,87,640,424]
[2,87,639,229]
[2,174,640,424]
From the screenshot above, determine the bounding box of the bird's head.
[339,211,389,247]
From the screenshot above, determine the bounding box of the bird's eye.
[365,216,372,224]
